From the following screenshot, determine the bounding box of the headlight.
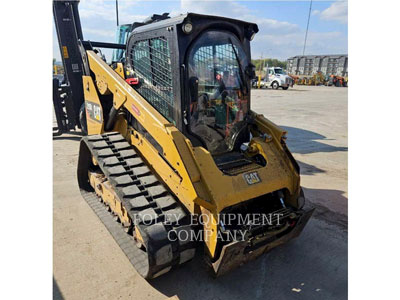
[182,22,193,34]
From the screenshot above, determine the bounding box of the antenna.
[116,0,119,27]
[303,0,313,55]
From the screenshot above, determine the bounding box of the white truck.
[255,67,294,90]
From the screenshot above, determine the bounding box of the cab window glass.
[188,31,249,154]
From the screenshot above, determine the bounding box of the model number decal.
[85,101,102,123]
[243,172,261,185]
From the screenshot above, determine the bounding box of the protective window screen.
[193,44,240,93]
[130,37,174,123]
[188,31,250,155]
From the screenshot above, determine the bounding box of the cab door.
[267,68,275,83]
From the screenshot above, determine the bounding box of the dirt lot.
[252,86,348,226]
[53,85,348,300]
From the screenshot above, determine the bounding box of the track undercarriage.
[77,132,197,279]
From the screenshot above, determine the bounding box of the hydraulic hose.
[105,107,118,131]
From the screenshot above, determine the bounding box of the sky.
[53,0,348,62]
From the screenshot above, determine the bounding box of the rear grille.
[217,159,261,175]
[214,152,260,175]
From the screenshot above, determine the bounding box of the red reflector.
[126,78,139,85]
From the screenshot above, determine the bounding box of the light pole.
[303,0,313,56]
[116,0,119,27]
[262,48,272,76]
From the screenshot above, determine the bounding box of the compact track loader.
[54,0,314,279]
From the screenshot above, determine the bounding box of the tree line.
[251,58,287,71]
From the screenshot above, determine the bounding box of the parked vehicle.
[253,67,293,90]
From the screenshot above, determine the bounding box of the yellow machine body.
[83,50,302,259]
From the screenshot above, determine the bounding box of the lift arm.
[53,0,125,135]
[53,0,85,131]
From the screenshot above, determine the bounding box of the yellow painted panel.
[82,76,104,135]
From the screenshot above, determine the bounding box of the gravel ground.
[53,85,348,300]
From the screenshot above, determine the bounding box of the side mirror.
[189,76,199,103]
[245,63,256,80]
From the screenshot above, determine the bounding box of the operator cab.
[126,13,258,170]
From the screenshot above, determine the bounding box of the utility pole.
[257,53,263,88]
[116,0,119,27]
[303,0,313,55]
[262,58,266,77]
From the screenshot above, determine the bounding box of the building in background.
[287,55,348,76]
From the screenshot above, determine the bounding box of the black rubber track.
[77,132,196,279]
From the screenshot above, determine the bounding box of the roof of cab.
[132,12,259,34]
